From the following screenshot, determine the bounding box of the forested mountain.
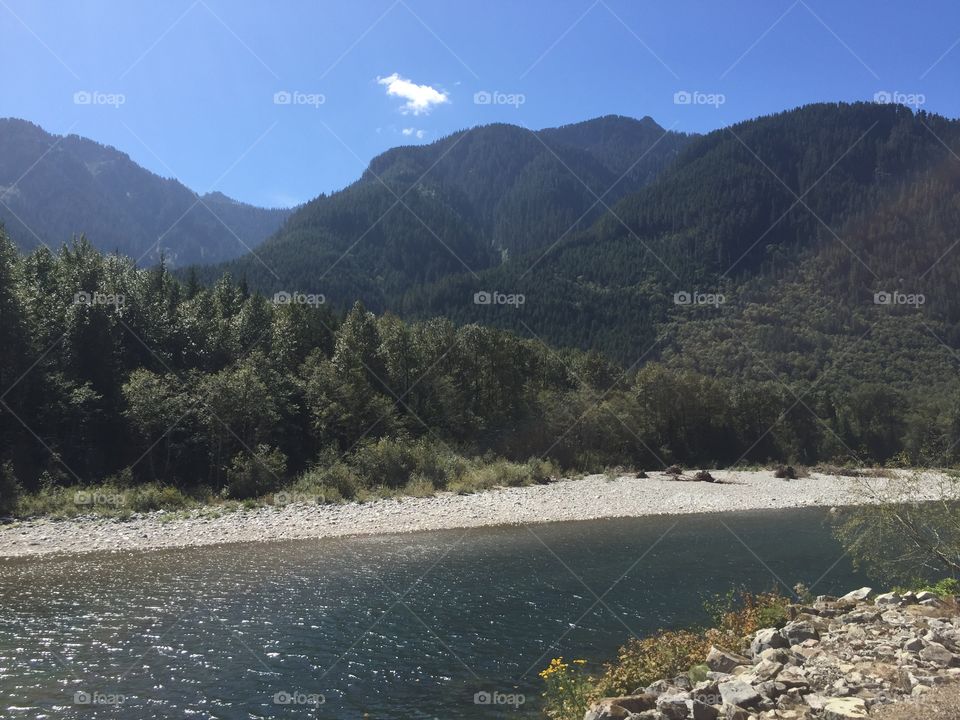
[0,119,291,266]
[194,103,960,462]
[5,233,957,507]
[5,103,960,503]
[199,115,691,306]
[400,104,960,366]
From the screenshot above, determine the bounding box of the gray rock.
[690,699,719,720]
[656,693,690,719]
[718,679,761,708]
[903,636,924,652]
[721,703,750,720]
[777,665,809,688]
[821,696,868,718]
[705,646,751,673]
[839,587,872,602]
[751,628,788,656]
[692,680,721,706]
[642,679,671,696]
[873,591,900,606]
[781,620,819,645]
[919,641,956,666]
[582,694,658,720]
[915,590,938,602]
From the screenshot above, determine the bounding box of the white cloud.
[402,127,426,139]
[378,73,448,115]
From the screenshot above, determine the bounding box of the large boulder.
[705,646,751,674]
[690,699,719,720]
[718,679,761,708]
[781,620,819,645]
[656,693,691,719]
[822,697,868,719]
[839,587,872,602]
[874,591,901,606]
[919,641,957,667]
[751,627,788,656]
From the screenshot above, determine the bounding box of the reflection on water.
[0,508,866,719]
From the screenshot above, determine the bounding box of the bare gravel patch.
[0,469,950,558]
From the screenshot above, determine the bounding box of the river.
[0,508,867,719]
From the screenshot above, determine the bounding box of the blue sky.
[2,0,959,208]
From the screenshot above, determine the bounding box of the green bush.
[351,437,418,488]
[895,577,960,598]
[294,460,362,501]
[226,445,287,499]
[0,462,20,515]
[128,485,192,513]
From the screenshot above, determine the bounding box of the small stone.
[903,637,924,652]
[873,592,900,606]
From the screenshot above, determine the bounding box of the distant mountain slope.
[191,103,960,399]
[0,119,291,266]
[400,103,960,365]
[199,115,691,306]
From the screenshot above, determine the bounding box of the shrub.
[705,589,789,652]
[404,474,435,497]
[664,464,683,476]
[774,465,797,479]
[593,629,706,697]
[351,437,417,488]
[226,444,287,499]
[128,484,192,513]
[0,462,20,515]
[540,657,592,720]
[295,461,362,501]
[894,577,960,598]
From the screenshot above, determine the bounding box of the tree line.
[0,233,957,507]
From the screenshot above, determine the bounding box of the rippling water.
[0,508,866,719]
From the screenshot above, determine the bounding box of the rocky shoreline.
[0,469,950,558]
[585,587,960,720]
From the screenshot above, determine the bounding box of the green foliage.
[0,461,20,515]
[833,473,960,582]
[6,104,960,512]
[226,445,287,499]
[197,116,688,304]
[539,658,592,720]
[894,577,960,598]
[127,485,193,513]
[590,589,788,699]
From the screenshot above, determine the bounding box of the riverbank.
[581,586,960,720]
[0,469,952,558]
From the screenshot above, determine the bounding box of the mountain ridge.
[0,118,292,266]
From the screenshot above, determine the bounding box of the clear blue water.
[0,508,867,719]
